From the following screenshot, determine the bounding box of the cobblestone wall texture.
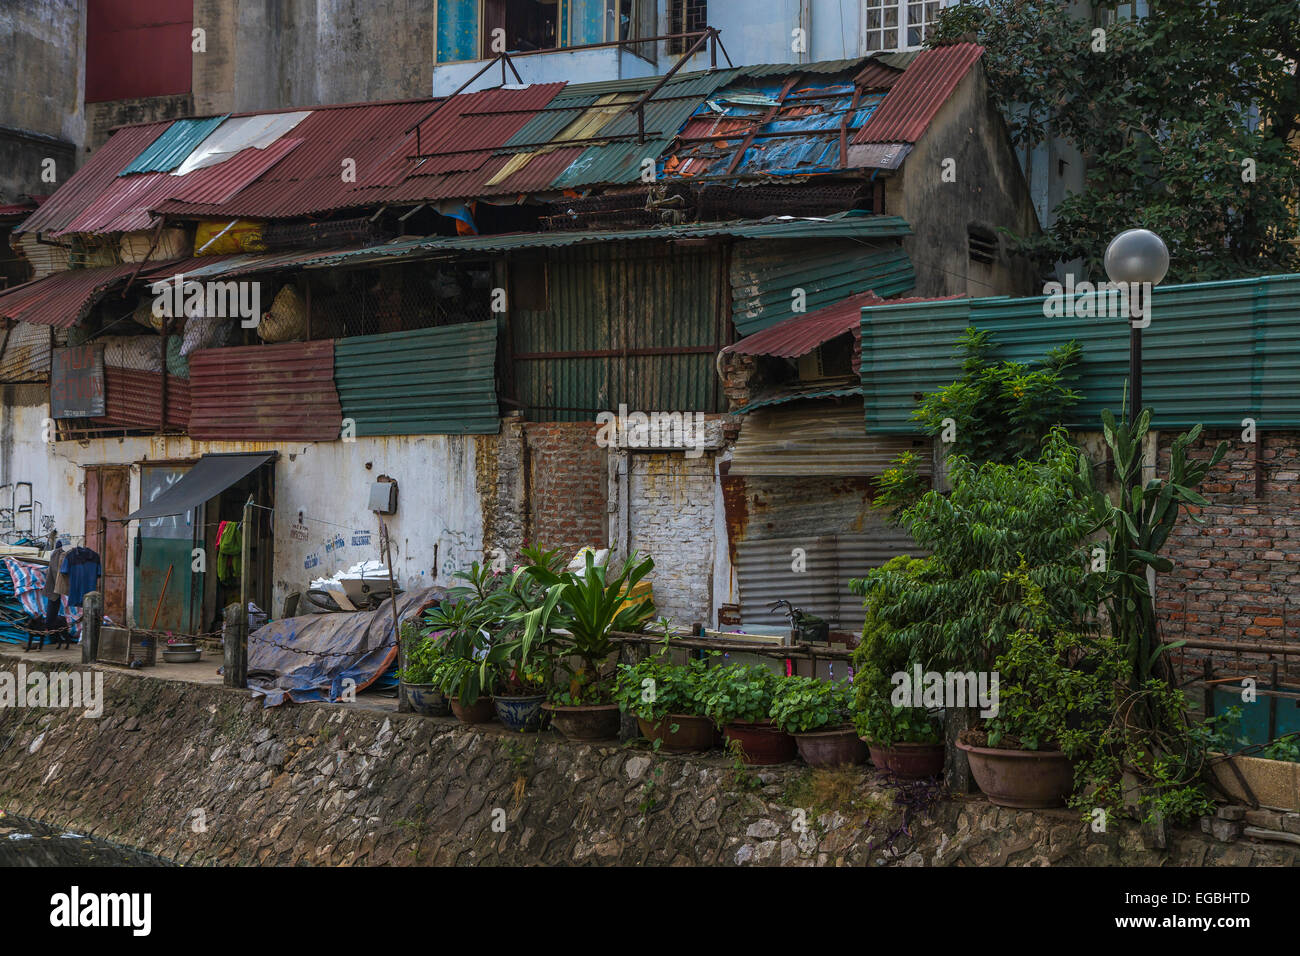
[0,658,1295,866]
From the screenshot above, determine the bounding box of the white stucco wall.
[0,398,486,622]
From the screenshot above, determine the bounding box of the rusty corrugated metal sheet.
[853,43,984,145]
[0,263,148,328]
[88,367,190,430]
[0,321,58,382]
[15,124,170,235]
[729,401,933,476]
[187,340,341,441]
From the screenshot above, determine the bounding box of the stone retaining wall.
[1,655,1296,866]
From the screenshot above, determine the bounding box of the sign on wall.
[50,345,106,418]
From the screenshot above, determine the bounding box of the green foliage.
[397,622,443,685]
[1089,409,1227,694]
[612,650,715,721]
[858,428,1099,672]
[698,662,780,727]
[768,676,853,735]
[517,550,657,702]
[931,0,1300,281]
[851,556,944,746]
[982,567,1121,755]
[910,328,1082,467]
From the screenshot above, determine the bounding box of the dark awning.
[123,452,276,522]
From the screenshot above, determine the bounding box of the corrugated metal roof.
[118,116,228,175]
[854,43,984,145]
[88,367,190,431]
[730,238,914,336]
[0,263,149,328]
[737,385,864,413]
[726,291,883,359]
[16,123,170,234]
[730,400,932,475]
[188,340,342,441]
[334,320,499,435]
[860,273,1300,432]
[299,213,913,270]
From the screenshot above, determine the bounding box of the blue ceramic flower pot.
[402,682,450,717]
[493,694,547,732]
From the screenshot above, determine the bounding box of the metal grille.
[541,184,693,230]
[261,217,395,252]
[697,183,870,220]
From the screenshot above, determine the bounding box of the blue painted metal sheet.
[118,116,227,176]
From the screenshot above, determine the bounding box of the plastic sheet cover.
[247,586,442,707]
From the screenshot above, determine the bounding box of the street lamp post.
[1104,228,1170,426]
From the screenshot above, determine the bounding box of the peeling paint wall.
[1,398,488,623]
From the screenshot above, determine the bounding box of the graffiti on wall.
[0,482,48,543]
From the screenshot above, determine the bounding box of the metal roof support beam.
[625,27,719,144]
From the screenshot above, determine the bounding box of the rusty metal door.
[84,465,129,623]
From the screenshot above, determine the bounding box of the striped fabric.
[0,557,84,642]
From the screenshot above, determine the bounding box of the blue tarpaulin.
[0,557,83,644]
[247,587,442,707]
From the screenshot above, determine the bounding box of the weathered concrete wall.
[0,399,487,620]
[0,0,85,200]
[1,656,1294,866]
[880,63,1041,299]
[85,94,194,152]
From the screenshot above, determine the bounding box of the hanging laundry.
[218,522,242,585]
[59,546,102,609]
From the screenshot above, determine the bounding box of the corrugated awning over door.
[124,452,275,521]
[729,401,933,477]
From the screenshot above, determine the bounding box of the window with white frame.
[862,0,951,53]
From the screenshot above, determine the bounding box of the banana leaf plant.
[514,551,657,698]
[1087,408,1226,694]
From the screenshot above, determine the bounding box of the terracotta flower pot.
[401,681,450,717]
[957,740,1074,808]
[544,702,620,741]
[450,696,495,724]
[723,720,797,765]
[794,725,866,767]
[864,739,945,779]
[637,714,714,753]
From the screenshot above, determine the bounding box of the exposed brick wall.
[524,422,608,555]
[1157,430,1300,681]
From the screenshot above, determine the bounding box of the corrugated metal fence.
[861,273,1300,433]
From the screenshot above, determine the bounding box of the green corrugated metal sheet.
[119,116,227,176]
[511,244,723,421]
[860,273,1300,433]
[333,320,499,435]
[731,240,915,336]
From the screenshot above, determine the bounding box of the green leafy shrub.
[768,677,853,735]
[613,650,714,721]
[699,662,780,727]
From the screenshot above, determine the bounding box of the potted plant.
[770,676,865,767]
[398,621,450,717]
[851,557,945,778]
[520,550,656,741]
[422,579,499,724]
[955,570,1109,808]
[700,662,795,765]
[613,648,715,752]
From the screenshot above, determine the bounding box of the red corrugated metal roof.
[16,124,170,235]
[0,203,37,218]
[853,43,983,145]
[89,367,190,431]
[187,340,341,441]
[854,60,905,90]
[727,292,965,367]
[0,263,148,328]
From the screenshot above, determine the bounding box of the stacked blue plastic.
[0,558,33,645]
